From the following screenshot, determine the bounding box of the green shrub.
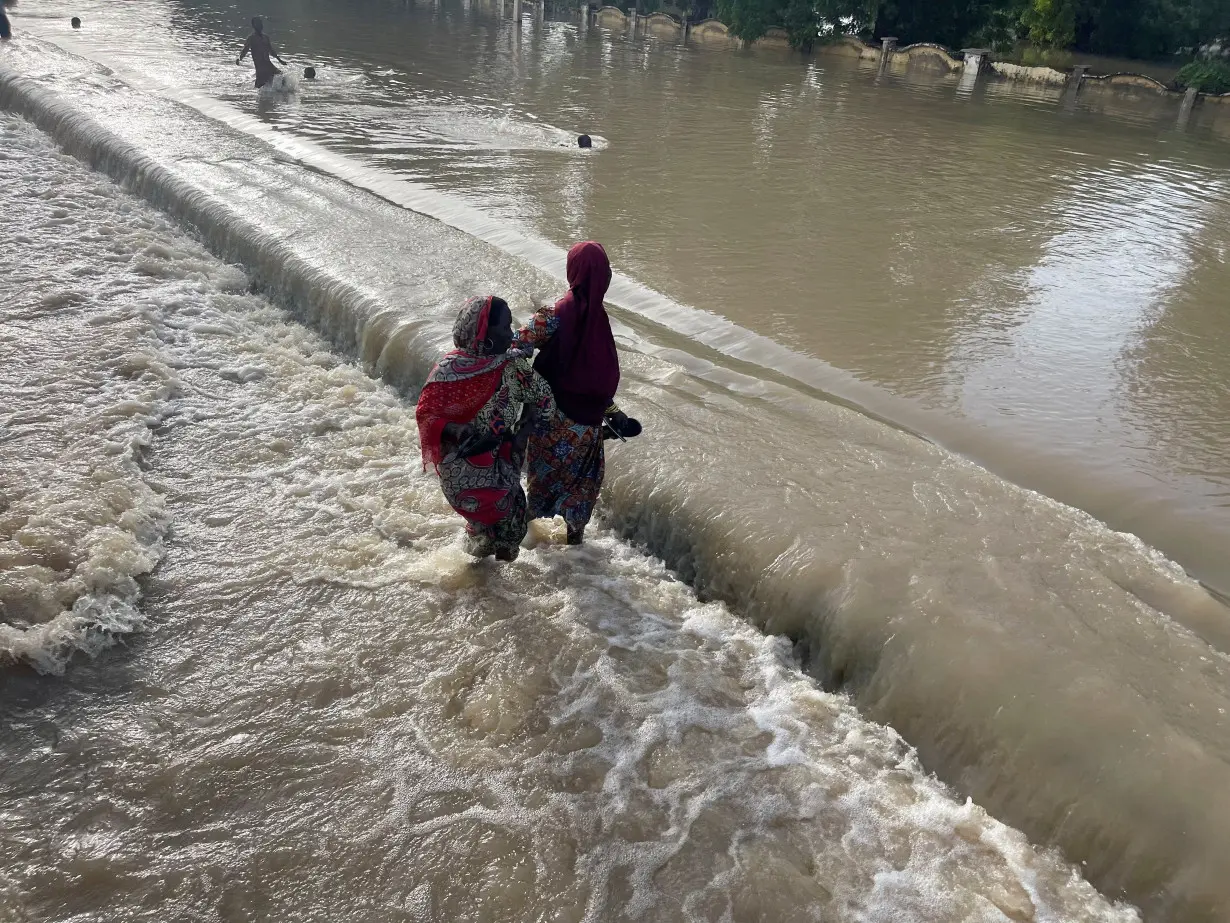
[1177,58,1230,94]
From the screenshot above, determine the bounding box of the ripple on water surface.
[0,109,1141,923]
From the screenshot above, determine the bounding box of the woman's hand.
[454,429,503,460]
[602,410,642,440]
[512,423,534,455]
[512,409,544,455]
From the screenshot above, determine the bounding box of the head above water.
[251,16,263,33]
[70,16,80,28]
[453,296,513,356]
[577,134,592,149]
[303,66,316,79]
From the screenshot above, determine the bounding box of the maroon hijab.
[533,241,620,426]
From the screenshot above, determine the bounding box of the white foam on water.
[0,114,189,673]
[1,20,1226,919]
[0,104,1142,922]
[261,72,299,96]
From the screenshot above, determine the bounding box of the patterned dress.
[418,297,555,561]
[514,306,619,533]
[437,358,554,559]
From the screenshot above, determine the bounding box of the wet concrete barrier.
[817,34,1230,132]
[545,7,1230,134]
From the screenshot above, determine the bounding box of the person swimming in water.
[236,17,286,89]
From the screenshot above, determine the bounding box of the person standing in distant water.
[513,241,634,546]
[1,0,12,41]
[417,296,555,562]
[236,17,286,89]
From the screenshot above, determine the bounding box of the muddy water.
[2,2,1230,920]
[8,0,1230,593]
[0,111,1137,923]
[163,0,1230,595]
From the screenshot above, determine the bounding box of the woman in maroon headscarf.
[513,241,632,545]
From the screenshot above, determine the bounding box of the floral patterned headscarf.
[416,296,511,470]
[452,295,496,355]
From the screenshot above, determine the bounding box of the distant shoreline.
[526,2,1230,137]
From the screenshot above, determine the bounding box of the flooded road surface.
[0,110,1139,923]
[31,0,1230,593]
[2,1,1230,920]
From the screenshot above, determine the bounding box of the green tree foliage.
[712,0,1230,58]
[874,0,1027,49]
[1020,0,1075,47]
[1178,56,1230,92]
[716,0,776,42]
[716,0,875,46]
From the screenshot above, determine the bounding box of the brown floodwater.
[2,1,1230,920]
[153,0,1230,597]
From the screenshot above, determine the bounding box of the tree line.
[684,0,1230,61]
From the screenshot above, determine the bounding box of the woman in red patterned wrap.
[416,296,554,561]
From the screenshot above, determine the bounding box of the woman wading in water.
[515,241,637,545]
[416,296,554,561]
